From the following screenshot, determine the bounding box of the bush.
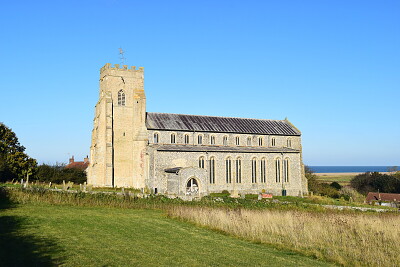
[351,172,400,195]
[330,182,342,190]
[34,164,87,184]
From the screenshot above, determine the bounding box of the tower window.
[154,133,159,144]
[118,90,125,106]
[258,137,263,146]
[184,134,189,144]
[235,136,240,146]
[170,133,176,144]
[271,137,276,147]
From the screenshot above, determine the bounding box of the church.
[87,63,308,198]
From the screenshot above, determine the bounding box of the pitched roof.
[146,112,301,136]
[366,192,400,202]
[65,161,89,170]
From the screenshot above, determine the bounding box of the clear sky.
[0,0,399,166]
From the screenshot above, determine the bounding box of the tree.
[351,172,400,195]
[0,123,37,182]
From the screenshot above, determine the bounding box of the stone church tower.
[87,63,148,188]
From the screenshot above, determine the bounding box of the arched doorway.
[186,178,199,195]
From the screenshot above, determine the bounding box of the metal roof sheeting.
[146,112,301,136]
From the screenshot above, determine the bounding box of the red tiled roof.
[366,192,400,203]
[65,161,89,170]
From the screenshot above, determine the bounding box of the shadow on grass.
[0,187,64,266]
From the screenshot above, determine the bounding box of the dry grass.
[168,206,400,266]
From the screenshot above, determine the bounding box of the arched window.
[209,157,215,184]
[275,158,281,183]
[223,136,228,146]
[236,158,242,183]
[247,137,252,146]
[118,90,125,106]
[235,136,240,146]
[170,133,176,144]
[260,158,266,183]
[198,135,203,145]
[226,157,232,183]
[154,133,159,144]
[287,138,292,148]
[186,178,199,195]
[210,135,215,145]
[184,134,189,144]
[271,137,276,147]
[258,137,263,146]
[283,158,289,182]
[252,158,257,183]
[199,156,205,168]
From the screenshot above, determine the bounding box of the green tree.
[351,172,400,195]
[0,123,37,182]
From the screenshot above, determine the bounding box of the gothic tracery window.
[118,90,125,106]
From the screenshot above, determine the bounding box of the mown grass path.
[0,203,333,266]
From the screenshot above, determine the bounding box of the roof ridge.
[147,112,286,122]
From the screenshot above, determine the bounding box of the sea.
[308,166,396,173]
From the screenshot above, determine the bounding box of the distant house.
[366,192,400,207]
[66,156,89,171]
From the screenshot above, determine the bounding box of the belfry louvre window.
[252,158,257,183]
[271,137,276,147]
[184,134,189,144]
[223,136,228,146]
[170,133,176,144]
[235,136,240,146]
[236,158,242,183]
[261,158,266,183]
[118,90,125,106]
[210,136,215,145]
[283,158,289,182]
[247,137,252,146]
[199,156,205,169]
[198,135,203,145]
[258,137,263,146]
[275,158,281,183]
[209,157,215,184]
[226,158,232,183]
[154,133,159,144]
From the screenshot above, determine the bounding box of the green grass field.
[0,202,332,266]
[315,174,355,186]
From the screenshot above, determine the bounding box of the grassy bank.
[0,189,330,266]
[168,206,400,266]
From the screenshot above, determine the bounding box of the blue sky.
[0,0,399,166]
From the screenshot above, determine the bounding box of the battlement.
[100,63,144,73]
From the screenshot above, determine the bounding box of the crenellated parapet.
[100,63,144,73]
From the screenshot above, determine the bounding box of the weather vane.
[119,47,126,65]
